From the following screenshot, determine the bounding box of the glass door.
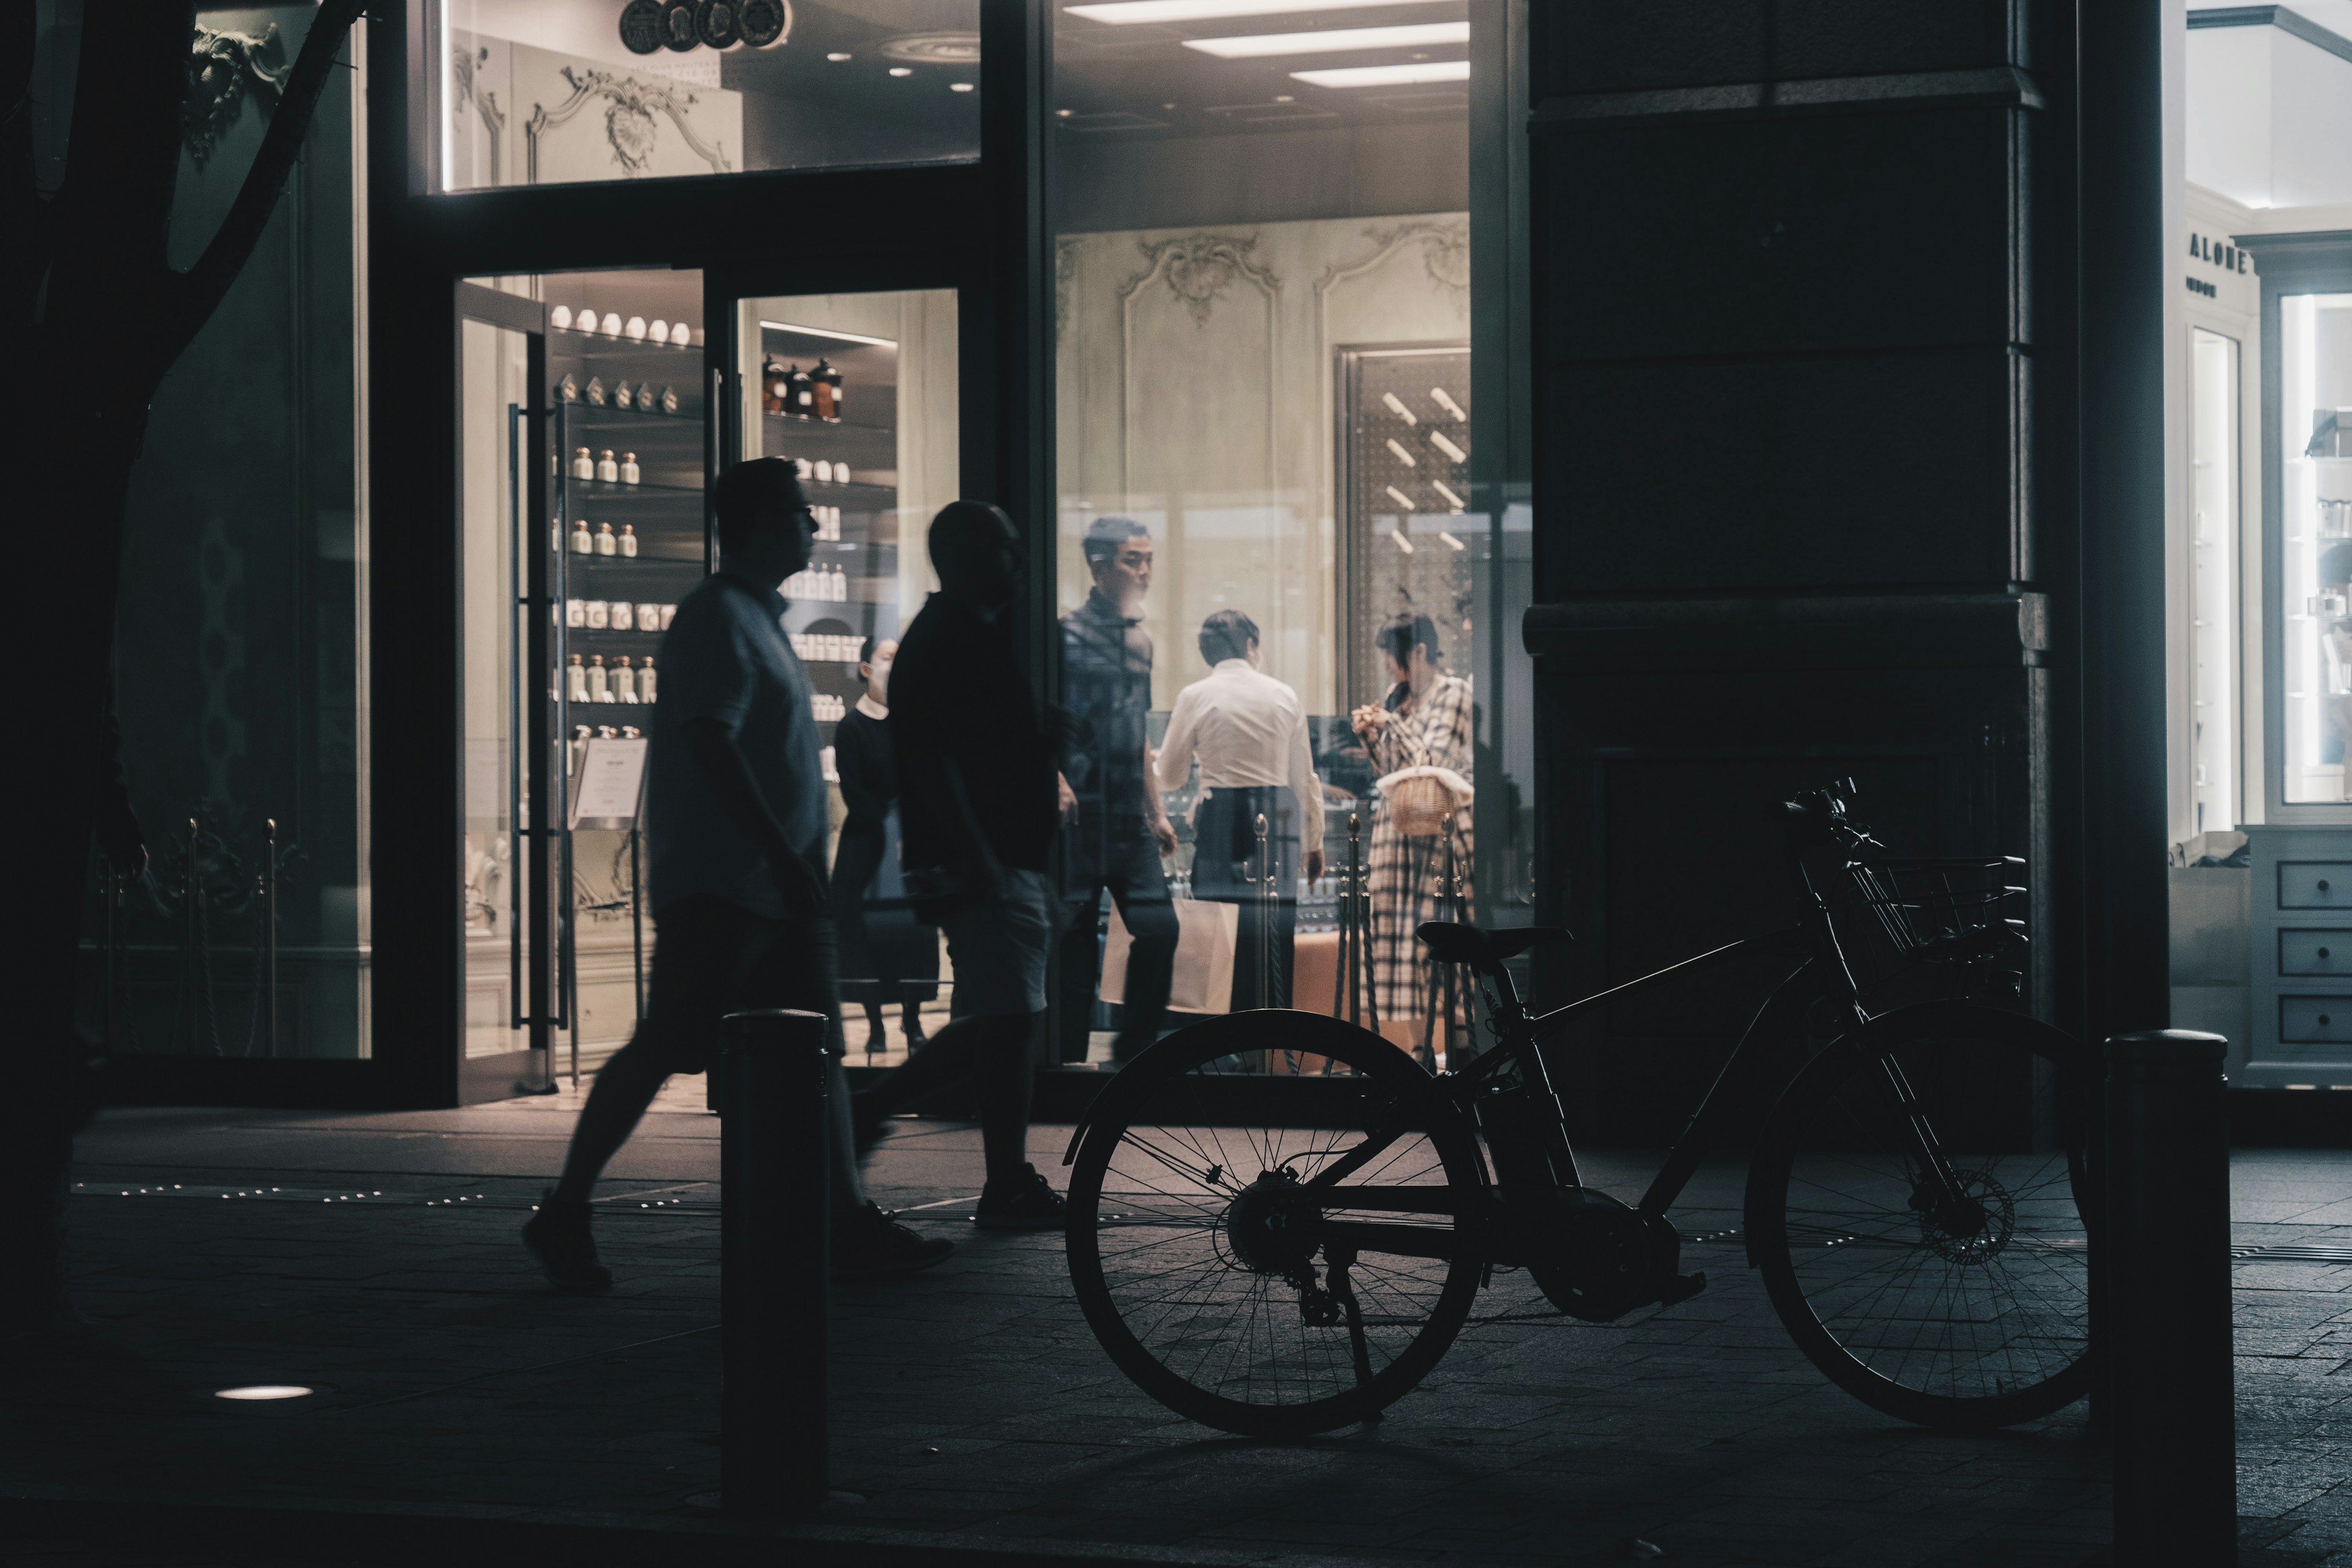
[2278,293,2352,811]
[2190,327,2240,836]
[462,270,710,1095]
[729,287,960,1065]
[456,288,544,1093]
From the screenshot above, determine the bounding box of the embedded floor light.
[951,81,974,91]
[1185,22,1469,59]
[889,66,914,76]
[215,1385,313,1401]
[1069,0,1433,23]
[827,51,851,61]
[1291,59,1469,88]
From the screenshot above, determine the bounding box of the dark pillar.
[719,1008,831,1516]
[1521,4,2162,1137]
[2103,1030,2236,1563]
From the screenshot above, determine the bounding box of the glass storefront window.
[432,1,979,192]
[736,290,959,1062]
[2280,293,2352,804]
[1052,0,1513,1070]
[2189,326,2240,832]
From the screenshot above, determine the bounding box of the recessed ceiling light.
[889,67,914,77]
[1291,60,1469,88]
[1068,0,1431,21]
[1056,107,1074,116]
[1183,22,1469,59]
[827,52,851,61]
[950,81,974,91]
[1273,94,1294,102]
[216,1385,313,1401]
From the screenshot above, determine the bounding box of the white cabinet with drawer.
[2246,829,2352,1086]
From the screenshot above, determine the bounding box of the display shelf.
[557,476,704,498]
[559,401,701,424]
[560,551,706,568]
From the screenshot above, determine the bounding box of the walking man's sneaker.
[521,1190,612,1292]
[832,1202,954,1275]
[974,1163,1068,1231]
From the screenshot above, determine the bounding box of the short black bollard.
[719,1008,831,1516]
[2102,1030,2235,1564]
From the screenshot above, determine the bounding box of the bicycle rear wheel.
[1065,1011,1486,1437]
[1745,1001,2095,1430]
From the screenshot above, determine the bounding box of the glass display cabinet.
[2241,235,2352,1091]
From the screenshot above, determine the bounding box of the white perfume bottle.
[815,459,833,484]
[614,657,638,702]
[587,655,610,701]
[639,657,658,703]
[586,599,610,629]
[625,315,647,342]
[571,447,594,481]
[636,600,660,630]
[619,453,641,486]
[600,311,623,337]
[550,305,573,331]
[611,600,633,630]
[670,321,692,347]
[619,525,638,557]
[597,450,619,483]
[570,518,593,554]
[576,301,598,331]
[660,604,676,629]
[794,458,813,481]
[565,597,585,628]
[566,655,589,702]
[596,522,617,556]
[648,318,667,344]
[832,564,848,601]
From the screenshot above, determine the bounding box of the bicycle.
[1062,780,2094,1437]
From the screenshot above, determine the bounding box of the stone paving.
[9,1098,2352,1564]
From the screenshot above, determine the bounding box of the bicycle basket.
[1845,856,2026,966]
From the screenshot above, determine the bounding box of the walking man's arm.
[681,715,822,916]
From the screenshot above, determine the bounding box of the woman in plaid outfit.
[1350,613,1474,1030]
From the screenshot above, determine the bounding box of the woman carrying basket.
[1349,612,1474,1038]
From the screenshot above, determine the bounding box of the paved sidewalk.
[9,1099,2352,1565]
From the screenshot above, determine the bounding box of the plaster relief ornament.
[738,0,793,48]
[696,0,742,50]
[1126,233,1280,327]
[184,23,290,170]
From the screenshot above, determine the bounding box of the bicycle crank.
[1506,1187,1706,1322]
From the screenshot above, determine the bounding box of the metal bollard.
[2102,1030,2235,1564]
[719,1008,831,1515]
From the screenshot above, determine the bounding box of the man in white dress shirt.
[1156,610,1325,1011]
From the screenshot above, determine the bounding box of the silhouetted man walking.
[851,502,1067,1227]
[522,458,948,1289]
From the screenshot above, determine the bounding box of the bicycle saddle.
[1415,921,1571,974]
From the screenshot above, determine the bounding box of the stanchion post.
[719,1008,831,1516]
[2102,1029,2234,1565]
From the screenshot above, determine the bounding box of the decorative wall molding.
[1120,232,1282,327]
[1055,236,1082,341]
[451,46,507,186]
[1316,219,1471,303]
[527,66,733,183]
[185,24,290,170]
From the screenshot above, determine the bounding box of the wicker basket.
[1382,773,1457,838]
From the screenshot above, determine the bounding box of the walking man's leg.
[1108,837,1177,1062]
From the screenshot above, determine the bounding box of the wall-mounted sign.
[2190,232,2252,275]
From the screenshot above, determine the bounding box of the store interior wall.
[89,6,367,1060]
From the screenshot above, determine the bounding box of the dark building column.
[1522,5,2165,1136]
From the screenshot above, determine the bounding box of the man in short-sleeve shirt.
[522,458,949,1289]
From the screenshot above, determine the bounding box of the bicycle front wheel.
[1065,1011,1487,1437]
[1745,1001,2095,1430]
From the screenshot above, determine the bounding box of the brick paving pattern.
[7,1101,2352,1564]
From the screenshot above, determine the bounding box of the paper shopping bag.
[1100,897,1237,1015]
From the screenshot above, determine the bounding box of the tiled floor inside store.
[13,1095,2352,1564]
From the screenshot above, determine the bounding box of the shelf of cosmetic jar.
[560,549,707,568]
[558,401,705,424]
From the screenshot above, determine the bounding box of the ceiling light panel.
[1067,0,1440,24]
[1291,59,1468,87]
[1185,21,1467,58]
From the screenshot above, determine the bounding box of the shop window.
[1050,0,1521,1070]
[2188,327,2241,833]
[431,1,979,192]
[2279,294,2352,804]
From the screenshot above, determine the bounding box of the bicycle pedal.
[1657,1271,1706,1308]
